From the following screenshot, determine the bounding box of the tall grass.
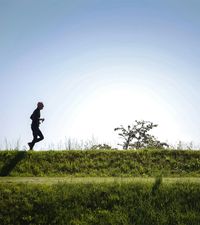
[1,138,199,151]
[0,138,22,151]
[0,180,200,225]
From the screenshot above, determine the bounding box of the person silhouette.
[28,102,45,150]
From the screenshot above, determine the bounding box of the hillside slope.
[1,149,200,177]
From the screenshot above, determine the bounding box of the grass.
[1,179,200,225]
[1,149,200,177]
[1,149,200,224]
[1,176,200,184]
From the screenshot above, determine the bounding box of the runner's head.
[37,102,44,110]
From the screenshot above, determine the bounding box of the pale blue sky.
[0,0,200,149]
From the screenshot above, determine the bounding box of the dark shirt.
[30,108,40,127]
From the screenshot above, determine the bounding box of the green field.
[1,176,200,184]
[1,150,200,224]
[1,178,200,225]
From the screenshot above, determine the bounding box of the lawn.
[1,176,200,184]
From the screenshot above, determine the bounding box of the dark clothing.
[30,108,40,127]
[31,126,44,146]
[29,107,44,150]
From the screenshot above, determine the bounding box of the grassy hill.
[1,149,200,224]
[0,149,200,177]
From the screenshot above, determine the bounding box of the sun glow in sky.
[1,0,200,149]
